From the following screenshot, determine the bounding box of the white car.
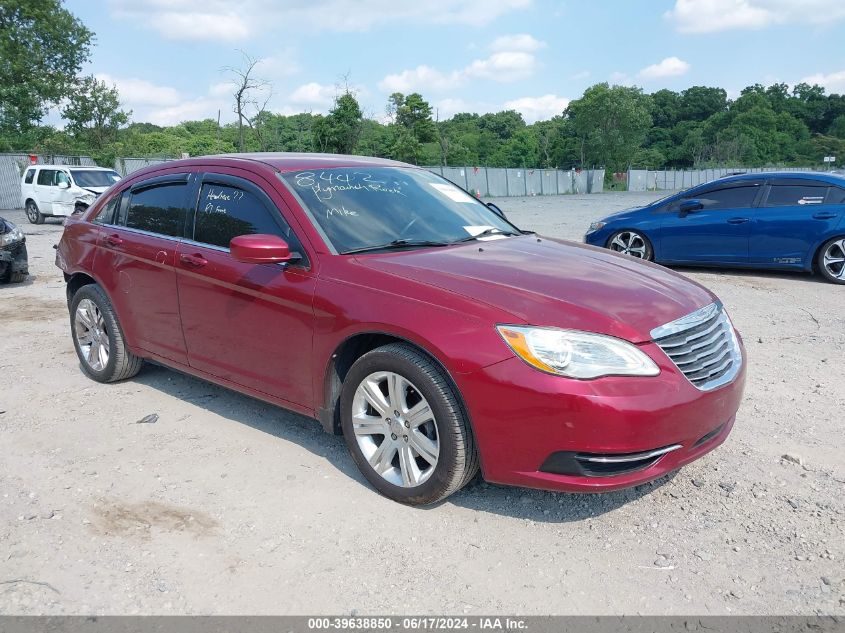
[21,165,121,224]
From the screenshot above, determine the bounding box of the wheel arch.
[64,271,99,307]
[318,331,471,438]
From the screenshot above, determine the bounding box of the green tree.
[679,86,727,122]
[566,83,653,171]
[313,91,363,154]
[0,0,92,140]
[62,76,131,152]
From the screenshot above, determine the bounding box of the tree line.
[2,1,844,175]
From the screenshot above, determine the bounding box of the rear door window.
[765,184,829,207]
[124,183,189,238]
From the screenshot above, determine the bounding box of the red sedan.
[55,154,746,505]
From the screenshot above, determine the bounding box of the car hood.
[355,236,717,343]
[76,186,110,195]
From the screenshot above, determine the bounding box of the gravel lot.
[1,192,843,615]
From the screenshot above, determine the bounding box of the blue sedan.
[584,172,845,284]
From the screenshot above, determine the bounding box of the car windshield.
[281,167,519,253]
[70,170,121,188]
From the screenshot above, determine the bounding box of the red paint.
[56,155,746,494]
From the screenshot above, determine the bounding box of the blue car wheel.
[607,230,653,261]
[818,237,845,284]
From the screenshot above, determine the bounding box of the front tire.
[69,284,143,382]
[818,237,845,284]
[25,201,44,225]
[340,343,479,505]
[607,230,653,261]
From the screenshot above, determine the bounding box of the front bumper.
[456,338,746,493]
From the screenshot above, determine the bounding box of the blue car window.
[698,186,758,210]
[825,187,845,204]
[765,184,829,207]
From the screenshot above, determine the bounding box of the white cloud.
[110,0,531,39]
[379,50,539,94]
[465,51,538,82]
[637,57,691,80]
[95,74,181,107]
[289,82,337,106]
[801,69,845,94]
[489,33,546,52]
[503,94,570,123]
[570,70,591,81]
[609,71,634,86]
[665,0,845,34]
[379,66,462,93]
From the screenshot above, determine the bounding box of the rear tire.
[340,343,479,505]
[69,284,143,382]
[25,201,44,225]
[817,237,845,284]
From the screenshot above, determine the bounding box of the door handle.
[727,217,750,224]
[179,253,208,268]
[812,212,837,220]
[104,234,124,247]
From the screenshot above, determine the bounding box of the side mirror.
[679,199,703,216]
[230,234,297,264]
[57,180,70,189]
[486,202,506,219]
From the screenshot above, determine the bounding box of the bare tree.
[224,51,272,152]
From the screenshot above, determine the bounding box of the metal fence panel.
[465,167,488,197]
[115,157,174,176]
[627,166,819,192]
[486,168,508,197]
[525,170,542,196]
[589,169,605,193]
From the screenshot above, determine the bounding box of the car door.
[659,181,763,264]
[35,168,60,214]
[749,179,844,266]
[175,170,317,408]
[92,173,191,364]
[53,169,75,215]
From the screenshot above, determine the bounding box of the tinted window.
[826,187,845,204]
[193,183,296,249]
[125,184,188,237]
[766,184,828,207]
[37,169,56,186]
[93,193,121,225]
[24,169,35,184]
[697,186,758,210]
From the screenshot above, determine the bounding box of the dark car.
[56,153,745,506]
[584,172,845,284]
[0,215,28,283]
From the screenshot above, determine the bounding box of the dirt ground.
[1,192,843,615]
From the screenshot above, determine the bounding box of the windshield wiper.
[451,228,522,243]
[342,239,452,255]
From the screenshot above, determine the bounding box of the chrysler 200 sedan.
[56,154,746,505]
[584,172,845,284]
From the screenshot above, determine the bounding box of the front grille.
[1,241,24,256]
[651,302,741,391]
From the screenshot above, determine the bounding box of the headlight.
[0,226,24,246]
[497,325,659,379]
[588,220,606,232]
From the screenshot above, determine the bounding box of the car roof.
[30,165,115,170]
[144,152,414,174]
[715,171,845,185]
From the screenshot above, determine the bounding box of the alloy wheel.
[609,231,648,258]
[26,202,39,223]
[822,239,845,280]
[351,371,440,488]
[74,298,110,372]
